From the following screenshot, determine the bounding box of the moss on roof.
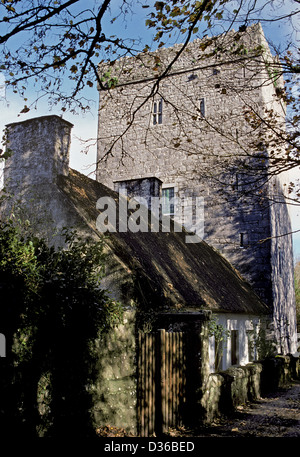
[58,169,269,315]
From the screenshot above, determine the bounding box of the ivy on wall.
[0,219,123,438]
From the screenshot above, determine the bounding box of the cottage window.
[231,330,239,365]
[162,187,175,216]
[152,99,163,125]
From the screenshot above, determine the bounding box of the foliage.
[0,1,298,109]
[0,220,123,437]
[96,424,131,437]
[208,316,230,371]
[0,0,299,202]
[249,320,277,359]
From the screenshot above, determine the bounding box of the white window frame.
[161,185,175,216]
[152,98,163,125]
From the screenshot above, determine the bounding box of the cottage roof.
[58,169,269,315]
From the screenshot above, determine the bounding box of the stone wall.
[269,176,297,353]
[93,310,137,434]
[201,354,299,423]
[96,23,296,352]
[97,26,274,304]
[1,115,91,247]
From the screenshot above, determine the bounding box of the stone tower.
[96,24,297,353]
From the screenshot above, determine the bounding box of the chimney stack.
[4,115,73,192]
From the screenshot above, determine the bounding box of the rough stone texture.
[201,355,299,424]
[246,362,263,401]
[1,116,267,434]
[260,355,297,393]
[93,310,137,434]
[96,24,297,353]
[1,115,89,246]
[201,373,224,423]
[221,367,249,410]
[5,115,71,186]
[1,116,138,434]
[1,94,296,432]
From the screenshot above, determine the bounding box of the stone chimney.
[4,115,73,191]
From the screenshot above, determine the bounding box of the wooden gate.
[137,329,187,436]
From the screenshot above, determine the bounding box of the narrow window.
[239,232,248,248]
[232,173,239,191]
[152,99,163,125]
[199,98,205,116]
[192,197,197,225]
[240,233,244,248]
[162,187,174,216]
[231,330,239,365]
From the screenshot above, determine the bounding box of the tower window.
[199,98,205,116]
[162,187,175,215]
[152,99,163,125]
[239,232,248,248]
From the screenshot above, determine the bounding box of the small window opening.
[240,233,244,247]
[192,198,197,225]
[231,330,239,366]
[153,99,163,125]
[162,187,174,215]
[239,232,248,248]
[199,98,205,116]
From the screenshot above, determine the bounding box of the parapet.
[97,23,270,89]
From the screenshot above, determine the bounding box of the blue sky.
[0,1,299,258]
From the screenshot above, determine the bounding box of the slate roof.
[58,169,270,315]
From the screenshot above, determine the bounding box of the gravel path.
[192,380,300,438]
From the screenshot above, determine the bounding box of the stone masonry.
[96,24,297,353]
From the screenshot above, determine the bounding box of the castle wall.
[96,24,297,351]
[269,177,297,353]
[96,25,274,304]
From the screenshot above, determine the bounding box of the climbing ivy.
[0,220,123,437]
[208,316,230,371]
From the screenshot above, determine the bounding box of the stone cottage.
[1,114,272,434]
[96,23,297,355]
[0,21,297,437]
